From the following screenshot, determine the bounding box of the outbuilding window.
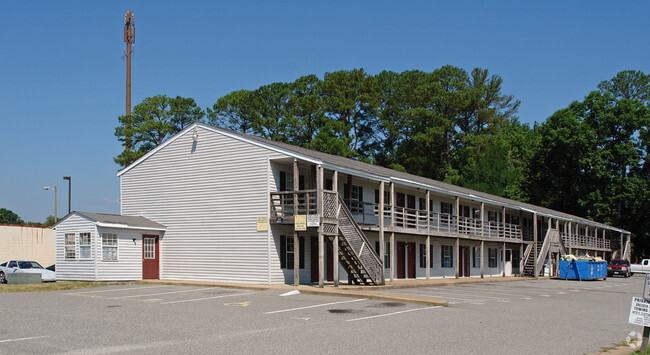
[65,233,76,259]
[102,233,118,261]
[79,233,91,259]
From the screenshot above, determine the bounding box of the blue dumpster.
[559,260,607,280]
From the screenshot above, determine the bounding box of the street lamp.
[63,176,71,214]
[44,186,57,223]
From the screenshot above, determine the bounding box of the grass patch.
[0,281,120,293]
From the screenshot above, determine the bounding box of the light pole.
[44,186,57,223]
[63,176,71,214]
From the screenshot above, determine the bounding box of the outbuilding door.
[142,235,159,279]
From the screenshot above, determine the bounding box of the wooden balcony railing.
[270,190,522,240]
[561,233,611,250]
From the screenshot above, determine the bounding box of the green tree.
[0,208,24,225]
[207,90,259,134]
[115,95,205,167]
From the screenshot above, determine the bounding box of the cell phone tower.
[124,10,135,150]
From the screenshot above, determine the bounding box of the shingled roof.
[118,122,629,234]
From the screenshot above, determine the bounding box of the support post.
[503,241,506,277]
[390,232,395,282]
[455,196,460,233]
[333,234,339,287]
[455,237,460,279]
[426,235,431,280]
[481,202,485,238]
[533,213,538,279]
[317,165,324,288]
[293,159,300,286]
[502,206,506,238]
[519,243,523,276]
[379,181,385,272]
[481,240,485,278]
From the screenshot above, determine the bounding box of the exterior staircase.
[522,228,566,277]
[328,195,384,285]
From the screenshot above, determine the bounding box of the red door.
[460,246,470,277]
[397,242,406,278]
[142,235,159,279]
[407,242,416,278]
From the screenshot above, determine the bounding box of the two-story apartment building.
[53,122,631,285]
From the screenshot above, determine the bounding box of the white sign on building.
[629,297,650,327]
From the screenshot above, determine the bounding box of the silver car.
[0,260,56,283]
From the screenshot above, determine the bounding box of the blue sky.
[2,1,649,223]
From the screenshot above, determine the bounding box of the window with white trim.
[144,237,155,259]
[65,233,76,259]
[473,247,480,268]
[488,248,497,268]
[102,233,118,261]
[441,245,454,268]
[79,233,91,259]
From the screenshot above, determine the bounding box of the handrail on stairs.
[521,243,533,272]
[336,194,384,285]
[535,229,553,275]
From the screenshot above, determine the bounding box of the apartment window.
[488,248,497,268]
[473,247,480,268]
[345,184,363,213]
[102,233,118,261]
[441,245,454,268]
[419,244,426,268]
[375,241,390,268]
[488,211,498,222]
[280,235,304,269]
[418,244,434,268]
[279,171,294,191]
[419,198,426,211]
[374,189,390,204]
[473,208,481,219]
[79,233,91,259]
[440,202,453,215]
[65,233,75,259]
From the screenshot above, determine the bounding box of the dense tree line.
[113,68,649,258]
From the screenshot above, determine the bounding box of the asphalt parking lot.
[0,276,644,354]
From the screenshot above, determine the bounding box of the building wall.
[120,125,285,284]
[95,227,149,281]
[0,224,55,267]
[55,214,97,280]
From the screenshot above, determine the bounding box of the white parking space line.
[398,288,508,301]
[160,292,256,305]
[66,285,169,295]
[346,306,440,322]
[0,336,49,343]
[265,298,366,314]
[107,287,208,299]
[387,291,486,303]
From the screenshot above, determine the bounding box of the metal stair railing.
[336,194,384,285]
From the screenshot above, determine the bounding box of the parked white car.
[0,260,56,283]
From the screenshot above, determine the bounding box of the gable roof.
[53,211,166,231]
[117,122,629,234]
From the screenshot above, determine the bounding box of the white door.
[505,249,513,276]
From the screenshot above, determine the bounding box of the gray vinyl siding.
[95,228,145,281]
[55,214,97,281]
[120,126,285,283]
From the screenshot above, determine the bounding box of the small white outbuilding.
[53,212,166,281]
